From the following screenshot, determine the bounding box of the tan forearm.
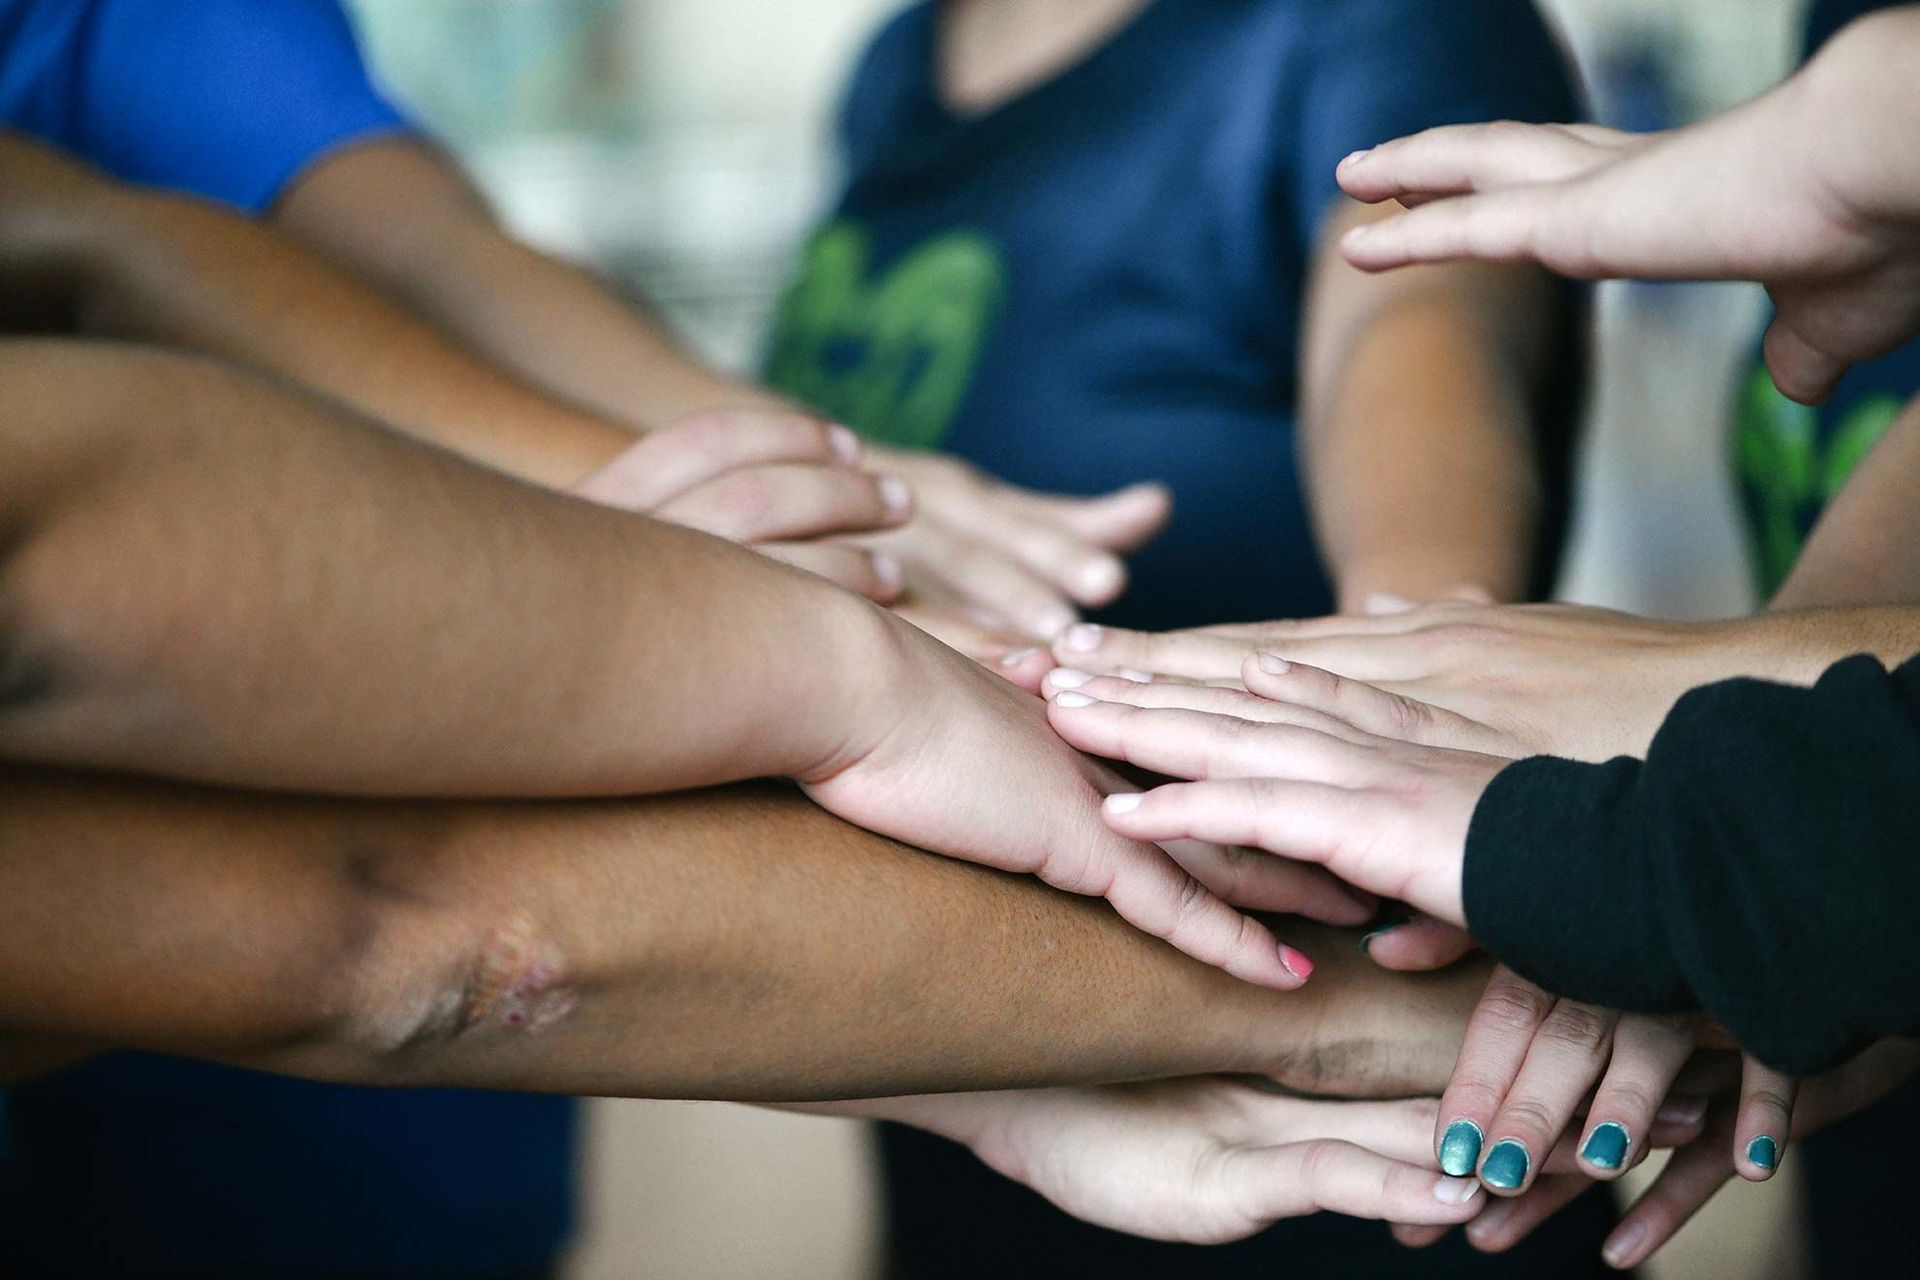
[0,771,1480,1101]
[0,133,634,487]
[275,139,790,430]
[1302,201,1561,610]
[1772,395,1920,610]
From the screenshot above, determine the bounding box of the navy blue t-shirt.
[0,2,576,1274]
[767,0,1582,629]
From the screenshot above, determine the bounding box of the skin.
[271,135,1171,641]
[1334,8,1920,407]
[0,339,1377,985]
[0,130,909,600]
[1773,396,1920,609]
[0,770,1500,1240]
[1041,660,1826,1264]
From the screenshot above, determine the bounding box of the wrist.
[774,587,927,784]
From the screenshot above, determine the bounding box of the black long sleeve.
[1463,654,1920,1075]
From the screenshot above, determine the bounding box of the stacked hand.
[1039,656,1818,1264]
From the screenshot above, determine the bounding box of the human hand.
[804,623,1374,988]
[573,409,911,601]
[1055,602,1783,762]
[875,1080,1486,1243]
[866,446,1170,640]
[1335,11,1920,404]
[1469,1038,1920,1268]
[1044,658,1503,925]
[1430,967,1792,1200]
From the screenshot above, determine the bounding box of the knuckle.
[1476,985,1553,1037]
[1496,1099,1558,1143]
[1596,1081,1660,1122]
[1540,1003,1615,1054]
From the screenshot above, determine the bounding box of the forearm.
[0,341,885,795]
[1772,396,1920,609]
[0,134,633,487]
[0,771,1481,1100]
[1302,203,1559,609]
[274,139,789,430]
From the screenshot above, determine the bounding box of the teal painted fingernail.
[1481,1138,1530,1190]
[1437,1119,1482,1177]
[1581,1122,1630,1171]
[1747,1135,1779,1171]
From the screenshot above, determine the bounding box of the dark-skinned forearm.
[0,771,1483,1100]
[1773,397,1920,609]
[0,341,893,796]
[0,131,632,486]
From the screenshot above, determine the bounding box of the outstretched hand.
[1333,11,1920,404]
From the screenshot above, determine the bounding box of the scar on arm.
[463,914,577,1034]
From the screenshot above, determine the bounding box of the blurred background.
[340,1,1812,1275]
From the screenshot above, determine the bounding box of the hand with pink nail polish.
[573,409,912,603]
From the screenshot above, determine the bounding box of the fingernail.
[1655,1096,1708,1129]
[1104,793,1142,815]
[1115,668,1154,683]
[1359,922,1403,955]
[1257,653,1291,676]
[828,423,862,462]
[1034,608,1078,639]
[999,647,1040,668]
[1432,1176,1481,1206]
[1479,1139,1530,1190]
[1048,667,1092,688]
[1746,1135,1779,1172]
[1437,1119,1482,1177]
[1052,691,1097,709]
[872,552,902,593]
[1064,623,1103,652]
[878,475,912,517]
[1581,1122,1630,1171]
[1364,591,1416,615]
[1279,945,1315,980]
[1603,1222,1647,1269]
[1079,559,1123,600]
[1339,148,1370,168]
[966,606,1010,629]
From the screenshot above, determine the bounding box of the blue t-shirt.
[0,3,576,1274]
[0,0,409,211]
[767,0,1583,628]
[1733,0,1917,596]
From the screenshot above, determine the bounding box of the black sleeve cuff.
[1464,755,1692,1012]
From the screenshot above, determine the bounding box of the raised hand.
[573,409,911,601]
[864,1081,1485,1244]
[1333,9,1920,404]
[865,446,1171,640]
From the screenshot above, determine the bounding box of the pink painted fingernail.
[1000,647,1040,668]
[1064,624,1103,652]
[1053,691,1097,708]
[1279,945,1315,980]
[1048,668,1092,688]
[1257,654,1291,676]
[828,424,862,462]
[1104,793,1142,815]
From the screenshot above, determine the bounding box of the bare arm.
[273,138,782,428]
[0,771,1482,1101]
[1300,199,1567,611]
[1772,395,1920,609]
[0,132,633,487]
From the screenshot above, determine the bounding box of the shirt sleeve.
[1464,654,1920,1075]
[64,0,414,212]
[1291,0,1582,255]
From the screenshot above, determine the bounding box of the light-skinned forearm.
[274,139,790,429]
[1772,397,1920,609]
[0,132,633,487]
[1301,201,1563,610]
[0,771,1484,1100]
[0,341,896,795]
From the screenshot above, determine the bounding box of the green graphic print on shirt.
[1736,365,1903,595]
[765,220,1004,450]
